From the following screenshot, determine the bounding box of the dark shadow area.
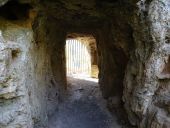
[0,0,32,20]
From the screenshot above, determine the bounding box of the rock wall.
[29,17,60,127]
[0,16,66,127]
[123,0,170,127]
[0,20,34,127]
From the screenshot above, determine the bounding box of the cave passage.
[48,36,124,128]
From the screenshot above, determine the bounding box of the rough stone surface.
[0,0,169,128]
[123,0,170,127]
[0,19,63,127]
[0,22,33,128]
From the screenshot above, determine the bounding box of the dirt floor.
[48,76,124,128]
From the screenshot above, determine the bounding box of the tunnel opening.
[48,33,127,128]
[65,34,99,83]
[66,39,91,77]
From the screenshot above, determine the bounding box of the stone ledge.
[156,73,170,80]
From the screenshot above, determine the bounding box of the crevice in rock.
[11,49,19,59]
[165,36,170,44]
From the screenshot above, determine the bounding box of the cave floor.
[48,76,123,128]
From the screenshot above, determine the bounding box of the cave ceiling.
[0,0,136,24]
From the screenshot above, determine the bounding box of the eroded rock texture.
[124,0,170,127]
[0,18,64,128]
[0,22,33,127]
[0,0,169,128]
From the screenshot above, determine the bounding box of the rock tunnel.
[0,0,170,128]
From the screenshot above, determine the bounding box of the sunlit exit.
[65,39,91,77]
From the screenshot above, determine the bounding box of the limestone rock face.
[0,24,33,128]
[123,0,170,127]
[0,19,62,127]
